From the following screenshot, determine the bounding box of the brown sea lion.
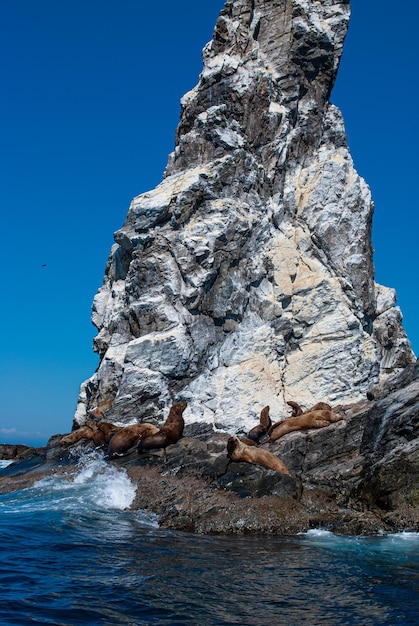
[269,401,334,434]
[59,426,93,446]
[137,402,187,460]
[59,420,119,447]
[269,410,343,442]
[245,405,272,444]
[227,436,290,475]
[239,436,258,447]
[108,423,159,457]
[95,421,121,443]
[286,400,331,417]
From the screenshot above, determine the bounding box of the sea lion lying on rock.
[269,401,333,434]
[59,420,119,447]
[108,423,159,457]
[268,409,343,443]
[243,405,272,445]
[227,436,290,475]
[137,402,187,461]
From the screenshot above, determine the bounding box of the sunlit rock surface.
[75,0,414,430]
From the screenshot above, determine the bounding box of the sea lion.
[227,436,290,475]
[95,421,121,443]
[269,401,334,434]
[239,436,258,447]
[137,402,187,460]
[245,405,272,444]
[59,426,92,446]
[269,409,343,442]
[108,423,159,457]
[59,420,119,447]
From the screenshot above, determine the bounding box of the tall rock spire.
[75,0,414,431]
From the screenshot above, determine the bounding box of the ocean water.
[0,451,418,626]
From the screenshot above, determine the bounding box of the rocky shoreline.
[1,360,417,536]
[3,2,417,537]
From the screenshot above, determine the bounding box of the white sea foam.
[378,531,419,552]
[133,509,160,528]
[304,528,419,542]
[33,449,137,512]
[0,460,14,469]
[300,527,419,561]
[0,450,163,529]
[302,528,335,537]
[386,531,419,541]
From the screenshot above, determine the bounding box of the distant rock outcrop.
[74,0,414,431]
[0,444,42,461]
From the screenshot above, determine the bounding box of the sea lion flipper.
[287,401,303,416]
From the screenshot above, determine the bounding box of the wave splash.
[35,448,137,512]
[302,527,419,563]
[0,460,14,469]
[0,449,139,521]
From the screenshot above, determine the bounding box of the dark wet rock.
[366,359,419,401]
[217,463,301,499]
[0,443,44,461]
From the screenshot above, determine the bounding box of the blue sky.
[1,1,417,446]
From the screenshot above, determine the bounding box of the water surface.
[0,450,417,625]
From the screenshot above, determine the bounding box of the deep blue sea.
[0,452,418,626]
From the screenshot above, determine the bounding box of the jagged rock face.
[75,0,414,430]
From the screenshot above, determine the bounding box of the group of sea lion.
[59,420,119,448]
[59,402,187,460]
[59,399,342,477]
[268,401,343,442]
[227,401,343,475]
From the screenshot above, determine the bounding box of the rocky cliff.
[74,0,414,432]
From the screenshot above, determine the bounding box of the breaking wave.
[0,449,157,527]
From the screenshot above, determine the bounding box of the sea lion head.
[173,401,187,414]
[227,436,239,457]
[260,405,271,429]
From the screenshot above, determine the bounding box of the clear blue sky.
[1,1,417,446]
